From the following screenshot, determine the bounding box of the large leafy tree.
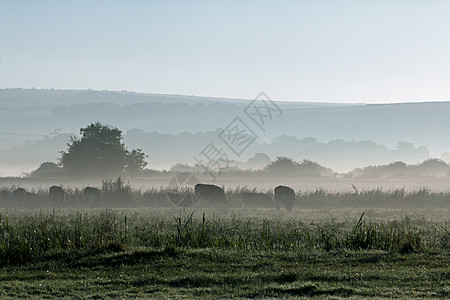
[59,122,148,177]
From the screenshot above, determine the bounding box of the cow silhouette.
[12,188,27,207]
[274,185,295,212]
[84,187,103,208]
[194,184,228,206]
[49,186,66,208]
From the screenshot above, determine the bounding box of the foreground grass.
[0,208,448,298]
[1,208,449,265]
[0,248,448,299]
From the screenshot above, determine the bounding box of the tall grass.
[294,187,450,208]
[1,182,450,208]
[0,208,448,266]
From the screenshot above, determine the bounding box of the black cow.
[274,185,295,212]
[84,187,103,208]
[49,186,66,208]
[241,192,275,208]
[194,184,228,206]
[12,188,27,207]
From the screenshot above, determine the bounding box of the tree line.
[28,122,450,179]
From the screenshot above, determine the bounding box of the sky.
[1,1,450,103]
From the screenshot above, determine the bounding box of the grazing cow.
[194,184,229,206]
[49,186,66,208]
[241,192,275,208]
[274,185,295,212]
[0,190,12,207]
[84,187,103,208]
[12,188,27,207]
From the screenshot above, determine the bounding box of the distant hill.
[0,88,449,175]
[0,88,352,138]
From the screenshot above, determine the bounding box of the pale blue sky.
[1,1,449,103]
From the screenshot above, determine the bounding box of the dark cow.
[274,185,295,212]
[241,192,275,208]
[194,184,228,206]
[49,186,66,208]
[12,188,27,207]
[84,187,103,208]
[0,190,12,207]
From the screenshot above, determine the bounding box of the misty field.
[0,205,448,299]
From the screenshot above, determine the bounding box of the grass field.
[0,207,448,299]
[1,248,448,299]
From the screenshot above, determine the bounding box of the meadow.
[0,206,448,298]
[0,183,449,298]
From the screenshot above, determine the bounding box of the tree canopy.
[59,122,147,177]
[30,162,63,178]
[265,156,299,175]
[265,156,331,177]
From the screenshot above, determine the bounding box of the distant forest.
[0,129,429,176]
[30,155,450,180]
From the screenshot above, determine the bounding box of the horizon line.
[3,87,450,105]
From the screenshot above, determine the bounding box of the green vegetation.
[353,158,450,178]
[30,162,63,178]
[59,122,148,178]
[265,156,333,177]
[0,208,448,298]
[0,182,449,298]
[3,181,449,209]
[0,248,448,299]
[1,209,448,266]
